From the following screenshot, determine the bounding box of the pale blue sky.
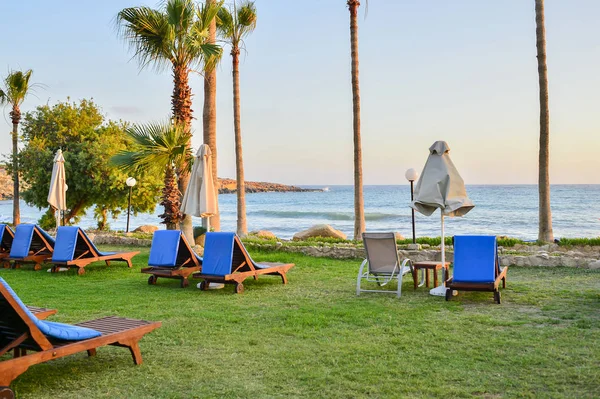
[2,0,599,185]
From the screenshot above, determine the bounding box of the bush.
[557,237,600,247]
[193,226,207,239]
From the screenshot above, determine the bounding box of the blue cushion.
[52,226,79,262]
[202,232,235,276]
[9,224,35,258]
[148,230,181,267]
[0,277,101,340]
[0,224,5,242]
[0,224,9,251]
[453,236,497,283]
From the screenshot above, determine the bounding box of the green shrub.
[558,237,600,247]
[193,226,207,239]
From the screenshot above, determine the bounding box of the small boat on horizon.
[322,187,330,192]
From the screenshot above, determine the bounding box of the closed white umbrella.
[410,141,474,296]
[181,144,217,229]
[47,149,67,227]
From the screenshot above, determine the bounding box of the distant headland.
[218,178,322,194]
[0,168,321,200]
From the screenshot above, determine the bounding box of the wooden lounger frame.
[193,235,294,294]
[0,283,161,397]
[140,233,201,288]
[0,226,14,269]
[9,226,54,271]
[49,228,139,275]
[445,256,508,304]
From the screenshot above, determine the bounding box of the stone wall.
[244,242,600,270]
[81,233,600,270]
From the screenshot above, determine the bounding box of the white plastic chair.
[357,232,413,298]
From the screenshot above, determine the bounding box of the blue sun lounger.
[48,226,139,275]
[141,230,202,288]
[193,232,294,294]
[445,235,508,304]
[0,224,15,268]
[7,225,55,271]
[0,277,161,398]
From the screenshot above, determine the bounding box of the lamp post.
[405,168,419,244]
[125,177,137,233]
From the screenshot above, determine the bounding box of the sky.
[1,0,599,185]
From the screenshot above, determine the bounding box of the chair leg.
[502,277,506,289]
[126,259,133,268]
[105,260,111,267]
[119,340,143,365]
[87,349,97,357]
[34,263,42,271]
[279,272,288,285]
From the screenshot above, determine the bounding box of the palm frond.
[116,6,174,71]
[0,69,34,107]
[216,1,256,49]
[111,120,193,176]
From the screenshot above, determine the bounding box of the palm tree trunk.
[203,0,220,232]
[535,0,553,242]
[159,164,181,230]
[348,0,365,240]
[11,109,20,226]
[172,64,194,242]
[232,49,247,236]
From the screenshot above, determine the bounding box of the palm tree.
[0,69,35,226]
[217,1,257,236]
[116,0,222,240]
[347,0,365,240]
[112,121,192,230]
[534,0,553,242]
[203,0,221,232]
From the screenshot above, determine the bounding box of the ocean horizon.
[1,184,599,241]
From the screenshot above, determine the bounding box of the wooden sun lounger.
[193,233,294,294]
[0,224,14,269]
[8,225,55,271]
[445,235,508,304]
[141,230,202,288]
[48,227,139,275]
[0,280,161,397]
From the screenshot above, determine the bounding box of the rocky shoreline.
[0,168,12,200]
[218,178,322,194]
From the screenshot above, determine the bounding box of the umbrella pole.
[430,212,447,296]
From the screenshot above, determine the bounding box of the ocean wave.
[248,210,402,221]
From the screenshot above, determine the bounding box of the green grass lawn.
[1,247,599,398]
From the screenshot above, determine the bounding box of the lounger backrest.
[362,232,399,274]
[453,235,497,283]
[52,226,81,262]
[202,232,236,276]
[9,224,36,258]
[0,224,13,252]
[0,277,101,343]
[148,230,181,267]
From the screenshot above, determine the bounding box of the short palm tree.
[347,0,366,239]
[217,1,257,236]
[0,69,36,226]
[534,0,553,242]
[112,121,193,230]
[116,0,222,239]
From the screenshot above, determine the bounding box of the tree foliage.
[19,99,162,229]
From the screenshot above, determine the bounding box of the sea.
[1,185,599,240]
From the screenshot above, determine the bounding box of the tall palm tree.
[116,0,222,240]
[217,1,257,236]
[347,0,365,240]
[0,69,35,226]
[534,0,553,242]
[204,0,221,232]
[112,121,193,230]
